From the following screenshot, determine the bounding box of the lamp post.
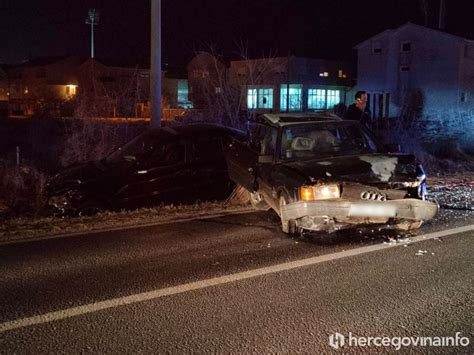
[150,0,162,127]
[85,9,100,59]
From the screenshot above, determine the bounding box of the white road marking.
[1,224,472,333]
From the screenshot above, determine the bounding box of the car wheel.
[249,191,271,211]
[394,220,423,231]
[279,195,298,235]
[77,200,107,216]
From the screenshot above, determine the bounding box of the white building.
[354,22,474,119]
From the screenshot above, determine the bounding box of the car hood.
[279,154,419,184]
[47,160,107,193]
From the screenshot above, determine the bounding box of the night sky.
[1,0,473,66]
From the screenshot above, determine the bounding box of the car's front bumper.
[281,198,438,230]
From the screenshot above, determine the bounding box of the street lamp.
[85,9,100,59]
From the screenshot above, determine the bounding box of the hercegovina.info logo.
[328,331,470,351]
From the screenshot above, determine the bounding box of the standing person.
[344,91,371,128]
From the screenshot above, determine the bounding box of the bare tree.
[191,43,278,128]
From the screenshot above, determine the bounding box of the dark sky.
[1,0,473,65]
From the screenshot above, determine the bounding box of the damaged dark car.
[47,124,240,216]
[225,112,438,234]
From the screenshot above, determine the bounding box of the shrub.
[0,165,48,217]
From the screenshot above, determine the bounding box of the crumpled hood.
[47,161,105,193]
[280,154,419,184]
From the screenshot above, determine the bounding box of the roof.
[354,22,474,49]
[16,55,85,67]
[259,112,342,127]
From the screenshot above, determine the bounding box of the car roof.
[259,111,343,127]
[148,123,245,138]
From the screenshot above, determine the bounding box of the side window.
[248,123,277,155]
[193,135,223,162]
[148,141,185,167]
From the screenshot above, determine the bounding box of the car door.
[115,139,196,209]
[223,129,259,192]
[191,133,233,201]
[223,123,277,193]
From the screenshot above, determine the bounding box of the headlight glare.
[300,184,340,201]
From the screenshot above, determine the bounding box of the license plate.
[349,203,397,217]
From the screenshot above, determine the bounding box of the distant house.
[187,52,227,110]
[187,52,354,114]
[0,56,190,118]
[77,58,150,117]
[354,22,474,119]
[3,56,83,117]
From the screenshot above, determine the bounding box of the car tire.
[77,200,107,216]
[393,220,423,231]
[279,195,298,235]
[249,191,271,211]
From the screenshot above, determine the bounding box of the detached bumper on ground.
[281,198,439,231]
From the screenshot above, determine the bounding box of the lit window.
[327,90,341,109]
[177,80,189,104]
[324,72,329,77]
[308,89,326,109]
[258,88,273,109]
[338,70,343,78]
[401,41,411,52]
[66,85,77,96]
[280,84,302,111]
[247,88,257,109]
[24,87,29,94]
[215,87,222,94]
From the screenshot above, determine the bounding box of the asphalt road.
[0,209,473,353]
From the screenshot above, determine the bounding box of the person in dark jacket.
[344,91,371,128]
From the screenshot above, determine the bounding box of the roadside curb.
[0,207,254,246]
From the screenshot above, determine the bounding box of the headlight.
[300,184,340,201]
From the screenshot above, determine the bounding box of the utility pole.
[150,0,162,127]
[85,9,100,59]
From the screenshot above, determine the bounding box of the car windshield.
[104,131,168,165]
[280,122,379,160]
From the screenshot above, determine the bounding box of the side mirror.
[384,143,401,153]
[258,155,273,164]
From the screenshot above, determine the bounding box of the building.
[0,56,191,118]
[187,52,354,115]
[354,22,474,119]
[230,56,353,113]
[3,56,83,117]
[162,65,192,109]
[187,52,227,110]
[76,58,150,117]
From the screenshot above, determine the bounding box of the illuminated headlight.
[400,181,421,188]
[48,195,69,208]
[300,184,340,201]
